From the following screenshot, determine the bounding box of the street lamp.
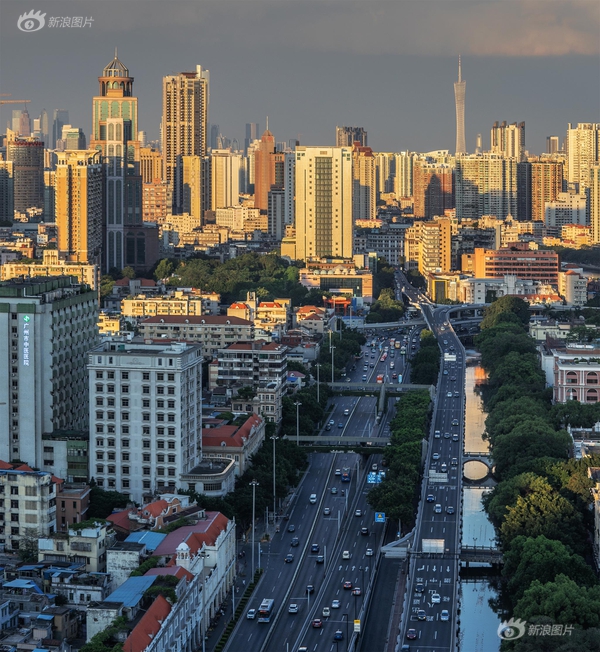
[250,479,259,578]
[294,401,302,446]
[270,436,279,526]
[331,345,336,383]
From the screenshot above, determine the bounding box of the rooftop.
[104,576,157,608]
[141,315,252,326]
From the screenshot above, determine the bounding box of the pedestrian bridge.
[460,546,503,564]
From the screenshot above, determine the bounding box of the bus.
[376,374,384,383]
[395,341,401,349]
[341,467,351,482]
[258,599,275,622]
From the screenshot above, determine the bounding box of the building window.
[122,412,129,421]
[157,373,164,381]
[95,372,103,379]
[122,385,129,393]
[143,372,150,381]
[143,453,151,462]
[96,438,104,447]
[157,441,165,449]
[107,411,115,420]
[96,452,104,460]
[157,454,165,462]
[142,440,150,449]
[122,440,130,448]
[122,466,130,475]
[122,480,130,488]
[142,413,150,422]
[143,427,150,435]
[168,468,176,477]
[168,428,175,436]
[168,374,175,381]
[157,427,165,435]
[168,387,175,395]
[167,414,175,423]
[142,385,150,394]
[168,400,175,409]
[121,398,129,407]
[107,465,115,474]
[95,398,104,407]
[122,452,130,461]
[122,426,129,434]
[168,441,176,450]
[143,480,151,489]
[157,413,165,422]
[96,425,104,433]
[157,386,165,395]
[107,371,115,379]
[96,384,103,393]
[156,400,164,408]
[157,467,165,476]
[107,385,115,393]
[96,465,104,474]
[168,455,176,463]
[143,467,151,476]
[121,372,129,380]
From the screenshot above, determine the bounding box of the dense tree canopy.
[480,295,531,330]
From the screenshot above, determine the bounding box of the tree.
[480,295,531,330]
[236,386,256,400]
[502,536,597,606]
[514,574,600,628]
[88,484,130,518]
[121,266,136,279]
[154,258,175,281]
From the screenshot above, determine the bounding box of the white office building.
[87,340,203,503]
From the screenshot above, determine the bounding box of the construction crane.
[0,95,32,134]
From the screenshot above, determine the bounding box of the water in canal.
[459,362,501,652]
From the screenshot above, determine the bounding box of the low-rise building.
[0,462,58,554]
[299,261,374,302]
[121,289,220,318]
[56,483,90,533]
[38,520,116,573]
[553,345,600,403]
[46,569,112,608]
[559,269,588,306]
[106,541,147,590]
[138,315,254,358]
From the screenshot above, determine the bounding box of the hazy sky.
[1,0,598,154]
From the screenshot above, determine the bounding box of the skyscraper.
[6,131,45,216]
[394,152,416,198]
[0,160,14,222]
[294,146,353,261]
[454,56,466,155]
[254,128,276,212]
[591,166,600,244]
[413,160,454,219]
[245,123,259,155]
[352,144,376,221]
[547,136,560,155]
[566,123,600,194]
[210,124,220,150]
[531,161,563,222]
[52,109,69,150]
[90,52,148,272]
[18,108,31,138]
[55,150,103,266]
[210,149,242,210]
[162,66,209,214]
[336,126,367,147]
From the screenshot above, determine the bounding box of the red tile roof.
[153,512,230,556]
[141,500,169,518]
[123,594,171,652]
[202,415,263,449]
[145,566,194,582]
[107,509,133,532]
[0,461,13,470]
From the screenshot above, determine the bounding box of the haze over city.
[1,0,599,153]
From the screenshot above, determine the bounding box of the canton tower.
[454,55,466,155]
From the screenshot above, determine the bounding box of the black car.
[316,555,324,564]
[306,584,315,594]
[284,553,294,563]
[360,527,369,536]
[287,524,295,533]
[291,537,299,547]
[311,543,320,553]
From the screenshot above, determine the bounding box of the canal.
[459,361,502,652]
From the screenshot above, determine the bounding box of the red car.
[407,628,417,640]
[343,581,353,590]
[312,619,322,628]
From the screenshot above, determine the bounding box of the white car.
[247,608,257,619]
[366,548,374,556]
[343,409,350,416]
[447,392,453,397]
[440,609,449,621]
[332,599,341,609]
[431,593,441,604]
[342,550,351,559]
[288,604,298,614]
[322,607,331,617]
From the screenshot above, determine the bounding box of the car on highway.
[311,543,320,553]
[323,507,331,515]
[338,423,344,428]
[454,391,460,397]
[434,430,441,438]
[329,419,335,426]
[432,593,441,604]
[443,340,448,344]
[444,432,451,439]
[352,587,361,596]
[366,548,374,556]
[287,524,296,532]
[325,424,332,431]
[355,509,362,517]
[440,463,448,472]
[432,452,441,460]
[247,608,257,619]
[331,487,338,495]
[312,619,322,628]
[417,609,426,621]
[406,629,417,640]
[415,583,424,593]
[343,581,353,589]
[370,363,375,368]
[291,537,299,547]
[316,555,324,564]
[447,392,453,397]
[288,604,298,614]
[392,373,398,379]
[426,494,435,502]
[306,585,314,594]
[441,609,450,621]
[343,409,350,416]
[334,630,344,641]
[434,504,442,513]
[452,433,459,442]
[451,457,458,466]
[361,527,369,536]
[284,553,294,563]
[372,463,378,471]
[443,370,448,375]
[322,607,331,618]
[332,599,341,608]
[452,419,459,425]
[335,469,341,476]
[450,376,457,381]
[342,550,351,559]
[363,365,368,371]
[446,506,455,514]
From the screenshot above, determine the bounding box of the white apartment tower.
[353,146,377,221]
[490,121,525,162]
[0,277,99,467]
[87,340,202,503]
[162,67,210,213]
[210,149,242,210]
[591,165,600,244]
[294,146,353,261]
[566,123,600,193]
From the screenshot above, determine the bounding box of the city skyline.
[1,1,598,154]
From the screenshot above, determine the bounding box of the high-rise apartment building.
[456,154,517,220]
[394,152,415,198]
[531,161,563,222]
[566,123,600,195]
[419,218,452,276]
[547,136,560,155]
[0,159,14,222]
[294,146,353,261]
[544,191,588,235]
[336,126,367,147]
[139,147,164,183]
[413,161,454,219]
[39,109,50,145]
[454,56,466,155]
[491,121,525,161]
[55,150,103,266]
[352,145,376,221]
[374,152,394,199]
[87,340,203,502]
[162,66,209,214]
[0,276,99,467]
[6,131,45,216]
[18,108,31,138]
[210,149,242,210]
[90,52,149,272]
[181,155,203,224]
[591,166,600,244]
